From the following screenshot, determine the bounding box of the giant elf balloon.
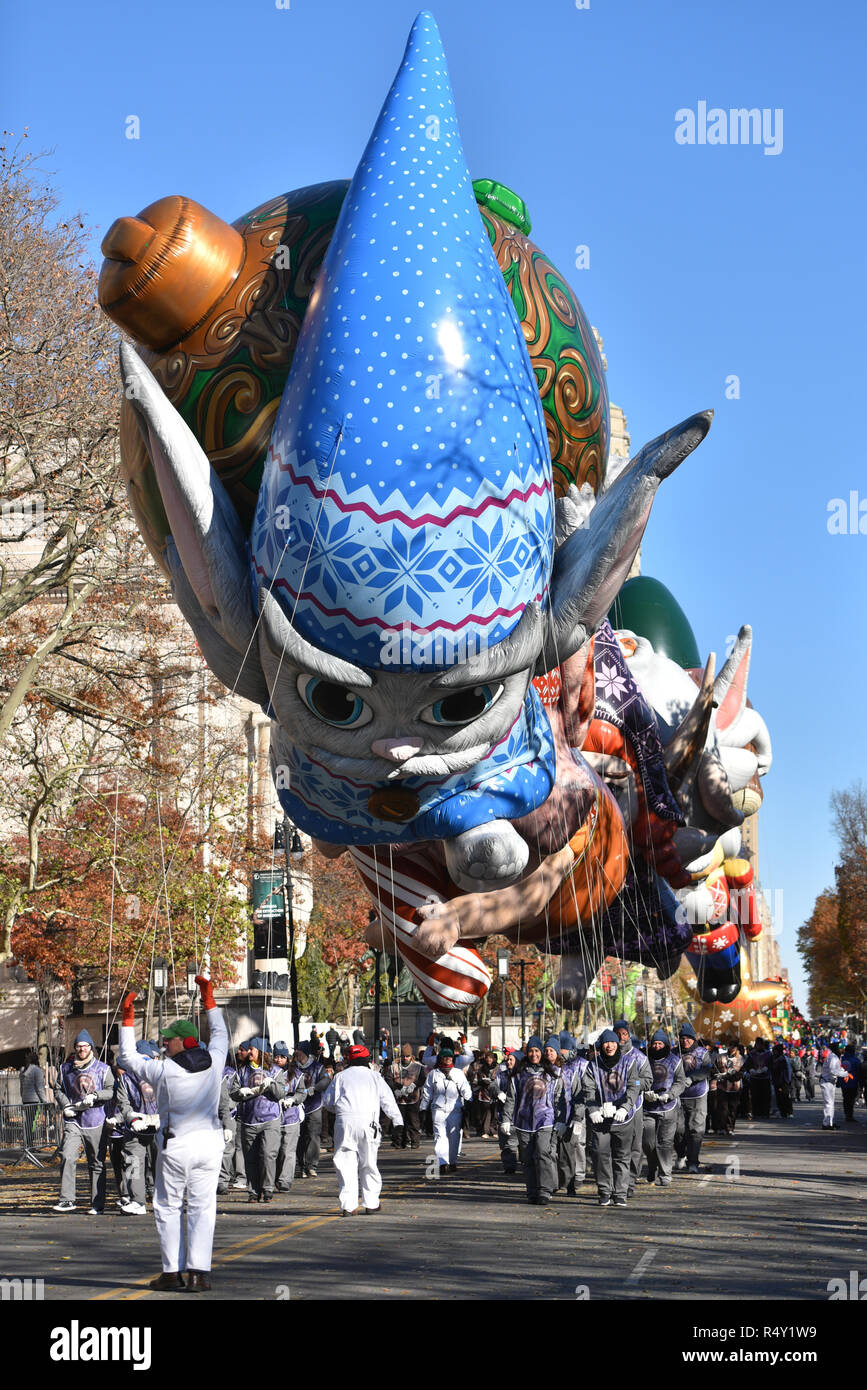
[101,11,715,1012]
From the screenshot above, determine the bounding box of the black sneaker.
[613,1196,627,1207]
[598,1195,611,1207]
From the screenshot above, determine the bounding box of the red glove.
[122,991,137,1026]
[195,974,216,1010]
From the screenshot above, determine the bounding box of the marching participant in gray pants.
[230,1041,285,1202]
[582,1030,640,1207]
[53,1029,114,1214]
[557,1032,588,1195]
[642,1030,687,1186]
[108,1048,160,1213]
[272,1042,307,1192]
[674,1021,713,1173]
[488,1050,519,1173]
[614,1020,652,1195]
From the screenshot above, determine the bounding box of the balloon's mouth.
[307,743,492,781]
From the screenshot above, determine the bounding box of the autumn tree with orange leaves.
[798,783,867,1020]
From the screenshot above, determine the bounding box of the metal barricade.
[0,1103,62,1167]
[0,1075,22,1106]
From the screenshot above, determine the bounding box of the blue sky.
[5,0,866,1010]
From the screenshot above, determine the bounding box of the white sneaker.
[87,1206,103,1215]
[124,1201,147,1215]
[52,1200,75,1213]
[232,1179,248,1189]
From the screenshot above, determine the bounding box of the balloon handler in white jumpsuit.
[324,1044,403,1215]
[820,1043,853,1130]
[118,979,228,1291]
[419,1047,472,1173]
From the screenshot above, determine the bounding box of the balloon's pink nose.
[372,738,424,763]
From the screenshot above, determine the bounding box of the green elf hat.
[160,1020,198,1041]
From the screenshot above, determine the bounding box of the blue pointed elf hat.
[253,10,553,670]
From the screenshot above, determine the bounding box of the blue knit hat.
[678,1020,696,1040]
[74,1029,95,1047]
[613,1018,631,1033]
[651,1029,671,1045]
[598,1029,619,1046]
[254,10,553,671]
[272,1040,289,1057]
[559,1031,577,1052]
[544,1035,561,1053]
[525,1035,544,1052]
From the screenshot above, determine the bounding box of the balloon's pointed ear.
[714,626,752,734]
[543,411,712,666]
[166,540,269,707]
[119,341,258,665]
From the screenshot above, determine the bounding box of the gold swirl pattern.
[484,210,609,497]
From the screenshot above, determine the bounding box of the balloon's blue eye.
[297,676,372,728]
[424,684,501,726]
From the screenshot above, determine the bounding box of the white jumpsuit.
[118,1008,228,1273]
[324,1066,403,1213]
[420,1067,472,1168]
[820,1052,846,1128]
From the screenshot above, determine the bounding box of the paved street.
[1,1097,864,1302]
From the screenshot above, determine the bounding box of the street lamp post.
[497,949,510,1057]
[186,961,198,1027]
[518,960,526,1043]
[279,815,304,1049]
[152,956,168,1042]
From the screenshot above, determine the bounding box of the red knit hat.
[346,1044,370,1061]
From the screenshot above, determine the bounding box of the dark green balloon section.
[608,576,701,670]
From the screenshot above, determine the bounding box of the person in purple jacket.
[642,1030,688,1187]
[217,1052,240,1195]
[295,1042,331,1178]
[502,1035,566,1207]
[272,1041,308,1193]
[614,1020,652,1198]
[107,1048,161,1214]
[557,1032,589,1197]
[674,1021,714,1172]
[230,1039,285,1202]
[53,1029,114,1214]
[487,1049,520,1173]
[582,1029,640,1207]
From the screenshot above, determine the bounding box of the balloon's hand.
[364,914,399,955]
[412,901,461,959]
